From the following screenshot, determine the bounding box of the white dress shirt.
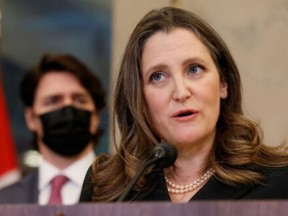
[38,151,95,205]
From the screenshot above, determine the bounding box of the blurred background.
[1,0,288,186]
[0,0,112,176]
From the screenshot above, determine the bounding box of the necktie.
[48,175,69,204]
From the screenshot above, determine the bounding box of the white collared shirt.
[38,151,95,205]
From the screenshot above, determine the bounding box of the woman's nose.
[172,77,191,102]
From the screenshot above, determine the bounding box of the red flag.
[0,73,20,189]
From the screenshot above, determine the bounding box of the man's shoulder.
[0,169,39,203]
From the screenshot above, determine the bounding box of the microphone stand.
[116,157,159,202]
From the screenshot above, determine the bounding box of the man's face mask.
[39,106,92,157]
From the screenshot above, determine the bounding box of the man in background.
[0,54,106,204]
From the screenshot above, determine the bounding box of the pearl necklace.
[165,168,215,194]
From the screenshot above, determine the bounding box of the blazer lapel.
[30,169,39,202]
[19,169,39,203]
[137,170,254,201]
[136,170,171,201]
[192,176,254,200]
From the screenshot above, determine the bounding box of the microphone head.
[152,142,178,168]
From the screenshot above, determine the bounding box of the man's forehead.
[35,72,87,98]
[36,90,90,100]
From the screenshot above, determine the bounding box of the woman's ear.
[220,82,228,99]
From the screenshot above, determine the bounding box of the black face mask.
[39,106,92,157]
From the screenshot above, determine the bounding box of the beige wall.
[112,0,288,148]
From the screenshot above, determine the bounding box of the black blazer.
[0,169,39,204]
[80,165,288,202]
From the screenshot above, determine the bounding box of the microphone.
[117,142,177,202]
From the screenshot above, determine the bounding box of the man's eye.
[74,96,90,105]
[150,72,165,82]
[75,98,86,104]
[44,97,60,105]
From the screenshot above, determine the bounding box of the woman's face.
[141,28,227,149]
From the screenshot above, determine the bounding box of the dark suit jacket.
[0,169,39,203]
[80,165,288,202]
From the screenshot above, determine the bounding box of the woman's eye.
[150,72,165,82]
[188,65,202,75]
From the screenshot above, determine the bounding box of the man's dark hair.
[20,54,106,149]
